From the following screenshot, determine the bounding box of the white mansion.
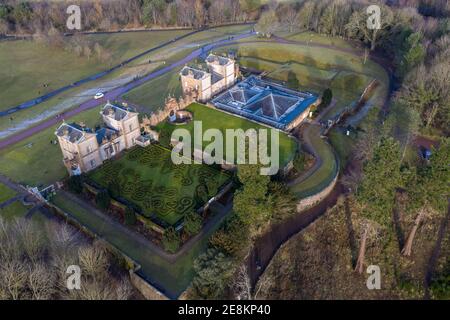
[180,54,237,102]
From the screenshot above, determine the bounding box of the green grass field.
[225,42,387,121]
[282,31,357,50]
[0,182,17,203]
[122,67,183,113]
[0,107,103,186]
[0,30,191,111]
[88,144,230,225]
[0,200,30,221]
[156,103,298,167]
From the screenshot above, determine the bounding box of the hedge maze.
[88,144,230,226]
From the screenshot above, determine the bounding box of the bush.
[293,152,306,172]
[192,248,234,299]
[95,190,111,210]
[67,175,83,194]
[322,88,332,106]
[162,227,180,253]
[314,88,333,115]
[184,211,202,236]
[108,180,121,199]
[210,215,249,257]
[124,207,136,226]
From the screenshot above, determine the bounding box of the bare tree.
[278,4,299,33]
[345,5,394,51]
[78,243,108,279]
[232,264,271,300]
[0,260,28,300]
[28,263,56,300]
[15,219,46,263]
[255,10,279,38]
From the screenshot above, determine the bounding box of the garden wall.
[296,170,339,212]
[129,270,169,300]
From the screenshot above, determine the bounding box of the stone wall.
[296,171,339,212]
[129,270,169,300]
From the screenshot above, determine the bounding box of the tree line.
[0,0,265,35]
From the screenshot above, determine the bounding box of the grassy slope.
[0,183,17,203]
[156,103,297,167]
[0,30,190,111]
[0,107,103,186]
[0,200,30,220]
[122,66,183,113]
[222,42,387,121]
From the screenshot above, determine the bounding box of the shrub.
[95,190,111,210]
[314,88,333,115]
[210,215,249,257]
[67,175,83,194]
[184,211,202,236]
[124,207,136,226]
[322,88,333,105]
[108,180,121,199]
[293,152,306,172]
[162,227,180,253]
[192,248,234,299]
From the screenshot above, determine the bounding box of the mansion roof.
[101,102,136,121]
[55,123,94,143]
[180,66,208,80]
[206,54,233,66]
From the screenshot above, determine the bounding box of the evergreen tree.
[354,137,403,273]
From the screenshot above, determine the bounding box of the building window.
[90,159,96,168]
[86,145,92,154]
[132,137,135,145]
[129,124,133,132]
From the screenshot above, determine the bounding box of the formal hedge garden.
[88,144,231,226]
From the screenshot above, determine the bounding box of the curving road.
[0,31,255,150]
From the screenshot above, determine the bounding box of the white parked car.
[94,92,105,100]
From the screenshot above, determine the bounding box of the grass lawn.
[290,125,338,198]
[223,42,387,122]
[122,67,183,113]
[282,31,357,50]
[0,200,30,221]
[0,107,103,186]
[52,191,227,299]
[0,30,191,111]
[88,144,230,226]
[328,128,355,168]
[0,183,17,203]
[156,103,298,167]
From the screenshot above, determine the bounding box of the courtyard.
[156,102,298,168]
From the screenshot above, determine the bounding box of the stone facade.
[55,102,141,175]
